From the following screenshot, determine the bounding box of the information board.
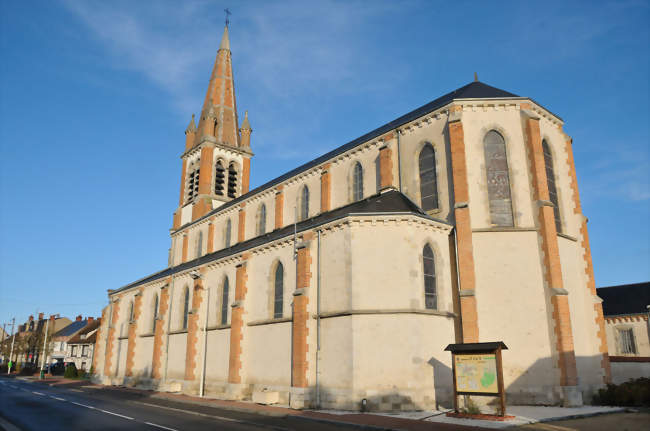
[454,353,498,394]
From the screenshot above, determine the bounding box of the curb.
[535,407,626,423]
[290,414,391,430]
[150,393,290,418]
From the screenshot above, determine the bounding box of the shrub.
[593,377,650,406]
[76,368,87,379]
[460,397,481,415]
[64,364,77,379]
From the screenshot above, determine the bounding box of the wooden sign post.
[445,342,508,417]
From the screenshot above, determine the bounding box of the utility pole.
[39,318,49,379]
[8,318,15,374]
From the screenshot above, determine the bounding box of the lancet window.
[484,130,514,226]
[423,244,437,309]
[352,162,364,201]
[227,163,238,198]
[186,161,200,203]
[220,277,229,325]
[214,160,225,195]
[182,287,190,330]
[300,186,309,221]
[152,294,159,332]
[225,219,232,248]
[419,144,439,211]
[274,263,284,318]
[542,140,562,233]
[257,204,267,235]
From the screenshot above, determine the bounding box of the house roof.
[53,320,88,338]
[114,189,444,294]
[68,320,101,345]
[174,80,531,234]
[597,282,650,316]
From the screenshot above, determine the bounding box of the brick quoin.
[104,297,121,377]
[292,242,312,387]
[151,284,170,379]
[242,157,251,194]
[228,255,249,383]
[563,136,611,383]
[320,164,331,212]
[238,204,246,243]
[524,115,578,386]
[448,118,479,343]
[378,146,394,189]
[93,306,109,372]
[184,280,204,381]
[125,289,144,377]
[274,186,284,229]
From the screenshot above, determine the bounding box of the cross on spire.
[224,8,231,27]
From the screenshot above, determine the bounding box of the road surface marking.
[32,391,44,396]
[49,396,66,401]
[100,409,134,420]
[145,422,179,431]
[135,401,290,431]
[71,401,95,409]
[69,389,83,392]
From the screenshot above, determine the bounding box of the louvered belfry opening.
[227,163,237,198]
[187,163,200,203]
[214,160,225,196]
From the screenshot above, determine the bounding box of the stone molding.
[314,309,456,319]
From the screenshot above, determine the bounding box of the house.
[49,316,91,365]
[597,282,650,384]
[65,318,101,371]
[10,314,70,367]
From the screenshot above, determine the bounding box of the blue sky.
[0,0,648,328]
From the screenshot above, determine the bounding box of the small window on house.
[423,244,437,309]
[182,287,190,330]
[542,140,562,233]
[81,362,86,370]
[225,219,232,248]
[300,186,309,221]
[152,294,159,332]
[618,328,637,354]
[227,163,238,198]
[71,346,77,357]
[419,144,439,211]
[197,231,203,257]
[257,204,267,235]
[214,160,225,195]
[129,301,134,322]
[352,162,364,201]
[82,346,88,357]
[220,277,229,325]
[274,263,284,318]
[484,130,514,226]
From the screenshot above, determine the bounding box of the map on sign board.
[454,354,498,394]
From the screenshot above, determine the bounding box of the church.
[92,24,610,410]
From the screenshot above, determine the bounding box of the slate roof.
[68,320,101,345]
[53,320,88,338]
[597,282,650,316]
[114,189,445,294]
[175,81,528,233]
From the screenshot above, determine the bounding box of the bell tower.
[172,24,253,230]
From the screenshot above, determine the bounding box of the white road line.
[71,401,95,409]
[100,410,134,420]
[49,396,66,401]
[145,422,179,431]
[32,391,44,396]
[69,388,83,392]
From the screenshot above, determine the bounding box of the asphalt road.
[0,377,351,431]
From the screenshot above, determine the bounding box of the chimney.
[49,315,55,321]
[29,315,34,322]
[87,317,94,323]
[76,315,82,322]
[38,312,44,320]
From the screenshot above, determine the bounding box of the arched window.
[274,263,284,318]
[227,163,238,198]
[214,160,225,195]
[129,301,135,322]
[419,144,439,211]
[186,162,200,203]
[352,162,364,201]
[197,231,203,258]
[220,277,229,325]
[182,287,190,330]
[300,186,309,221]
[257,204,267,235]
[225,219,232,248]
[152,294,159,332]
[484,130,514,226]
[542,140,562,233]
[423,244,437,309]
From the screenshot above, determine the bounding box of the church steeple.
[197,24,239,148]
[172,23,253,230]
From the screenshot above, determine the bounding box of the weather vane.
[224,8,231,27]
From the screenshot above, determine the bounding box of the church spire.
[197,24,239,148]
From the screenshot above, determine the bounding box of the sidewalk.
[23,376,628,430]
